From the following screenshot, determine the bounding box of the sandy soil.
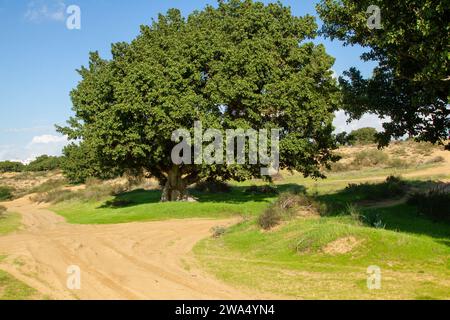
[0,196,263,300]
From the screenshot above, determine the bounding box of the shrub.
[194,180,231,193]
[347,127,378,145]
[0,161,25,173]
[258,192,322,230]
[245,185,278,195]
[0,186,13,201]
[26,155,61,172]
[424,156,445,165]
[363,214,386,229]
[258,206,283,230]
[30,179,67,194]
[344,204,363,224]
[60,143,123,184]
[31,183,128,204]
[0,205,6,216]
[352,149,389,167]
[388,157,410,169]
[31,189,76,203]
[211,226,227,238]
[408,185,450,221]
[414,142,435,155]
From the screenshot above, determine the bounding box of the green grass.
[0,269,38,300]
[0,212,21,236]
[52,188,276,224]
[194,204,450,299]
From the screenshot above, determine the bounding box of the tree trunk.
[160,166,188,202]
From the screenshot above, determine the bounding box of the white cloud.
[333,110,389,134]
[0,134,68,162]
[29,134,67,144]
[24,0,66,23]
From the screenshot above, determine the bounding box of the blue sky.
[0,0,382,162]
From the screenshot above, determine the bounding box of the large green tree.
[58,0,340,201]
[317,0,449,148]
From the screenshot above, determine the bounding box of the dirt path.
[0,196,262,300]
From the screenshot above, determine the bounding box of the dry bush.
[258,192,322,230]
[0,205,6,217]
[31,182,128,204]
[351,149,389,167]
[424,156,445,165]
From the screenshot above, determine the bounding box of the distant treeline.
[0,155,62,173]
[335,127,379,146]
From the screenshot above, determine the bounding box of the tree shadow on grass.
[316,179,450,242]
[99,183,306,208]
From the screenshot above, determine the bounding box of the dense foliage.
[317,0,450,148]
[0,161,25,173]
[26,155,61,172]
[60,143,123,184]
[58,0,340,201]
[347,127,378,145]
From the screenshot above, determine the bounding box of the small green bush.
[194,180,231,193]
[258,206,283,230]
[211,226,227,238]
[26,155,61,172]
[0,186,13,201]
[408,185,450,221]
[347,127,378,145]
[0,161,25,173]
[352,149,389,167]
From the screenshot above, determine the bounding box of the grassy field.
[52,188,276,224]
[0,212,21,236]
[0,269,39,300]
[194,197,450,300]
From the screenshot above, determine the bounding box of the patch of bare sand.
[0,195,275,300]
[323,237,361,255]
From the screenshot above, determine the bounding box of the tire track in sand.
[0,195,267,300]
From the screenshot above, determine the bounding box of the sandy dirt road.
[0,196,259,300]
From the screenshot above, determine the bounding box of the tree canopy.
[0,161,25,173]
[58,0,340,201]
[348,127,378,145]
[26,155,62,172]
[317,0,449,148]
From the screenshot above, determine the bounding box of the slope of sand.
[0,196,268,300]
